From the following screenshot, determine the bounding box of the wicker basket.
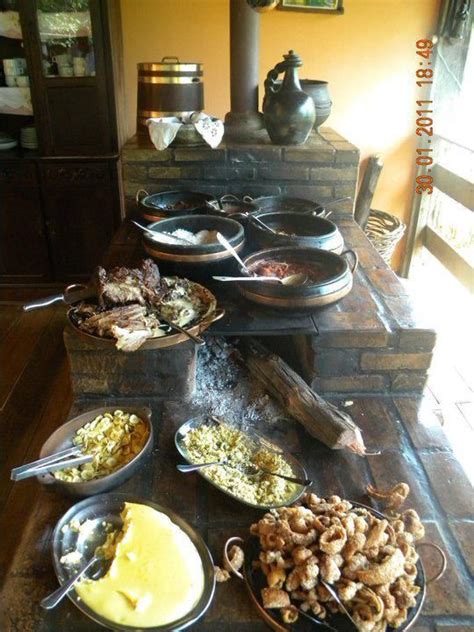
[365,210,406,264]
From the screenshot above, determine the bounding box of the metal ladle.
[177,461,312,487]
[131,220,194,245]
[212,274,307,287]
[216,231,251,274]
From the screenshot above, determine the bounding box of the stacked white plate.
[0,131,17,151]
[20,125,38,149]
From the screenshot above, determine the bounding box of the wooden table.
[1,390,473,631]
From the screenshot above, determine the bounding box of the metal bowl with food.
[237,246,358,310]
[248,211,344,253]
[206,194,261,224]
[37,407,153,497]
[51,494,216,631]
[142,214,245,280]
[136,189,215,222]
[175,414,309,510]
[248,195,326,216]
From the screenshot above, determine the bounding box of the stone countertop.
[0,394,473,631]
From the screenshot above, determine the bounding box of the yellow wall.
[120,0,440,268]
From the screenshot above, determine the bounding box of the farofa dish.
[251,492,425,631]
[182,422,300,507]
[53,410,149,483]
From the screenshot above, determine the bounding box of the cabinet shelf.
[0,87,33,115]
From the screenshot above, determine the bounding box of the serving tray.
[175,414,309,510]
[52,493,216,632]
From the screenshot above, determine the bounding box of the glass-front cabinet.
[36,0,95,78]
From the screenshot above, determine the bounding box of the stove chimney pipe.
[225,0,264,134]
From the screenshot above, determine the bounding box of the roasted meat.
[78,304,165,352]
[95,259,161,307]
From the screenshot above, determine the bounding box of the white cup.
[15,75,30,87]
[73,57,86,76]
[3,58,25,75]
[5,74,16,87]
[58,64,73,77]
[53,53,72,66]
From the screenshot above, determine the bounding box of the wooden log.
[241,338,367,454]
[354,154,384,229]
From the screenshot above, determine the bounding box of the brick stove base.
[264,217,436,395]
[121,129,436,396]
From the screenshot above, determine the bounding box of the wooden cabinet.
[0,161,51,283]
[0,0,124,286]
[40,160,119,281]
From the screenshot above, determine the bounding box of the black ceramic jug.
[263,50,316,145]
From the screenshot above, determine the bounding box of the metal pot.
[142,214,245,281]
[136,189,215,222]
[206,194,261,224]
[237,246,358,310]
[248,195,325,216]
[248,211,344,253]
[137,57,203,132]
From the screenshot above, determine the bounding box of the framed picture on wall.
[278,0,344,13]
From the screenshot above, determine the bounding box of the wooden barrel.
[137,57,204,132]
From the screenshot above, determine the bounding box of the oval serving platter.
[241,502,426,632]
[175,415,310,510]
[37,406,153,498]
[52,493,216,632]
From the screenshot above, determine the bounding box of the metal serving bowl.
[37,406,153,497]
[51,493,216,631]
[248,211,344,253]
[238,246,358,311]
[142,214,245,280]
[136,189,215,222]
[206,194,261,225]
[248,195,326,216]
[175,414,309,510]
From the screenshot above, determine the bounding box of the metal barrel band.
[416,541,447,584]
[223,536,245,580]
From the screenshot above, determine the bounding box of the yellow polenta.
[75,502,204,627]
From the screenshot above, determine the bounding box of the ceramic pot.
[300,79,332,130]
[263,50,315,145]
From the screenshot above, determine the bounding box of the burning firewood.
[240,338,368,455]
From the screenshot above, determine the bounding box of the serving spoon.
[41,554,102,609]
[216,231,251,274]
[177,461,312,487]
[213,274,307,287]
[131,220,194,245]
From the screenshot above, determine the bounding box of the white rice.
[150,228,219,246]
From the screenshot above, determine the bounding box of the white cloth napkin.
[147,112,224,151]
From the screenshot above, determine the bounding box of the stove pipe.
[225,0,264,133]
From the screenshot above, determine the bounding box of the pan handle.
[161,56,180,63]
[220,194,241,202]
[223,536,245,580]
[341,249,359,274]
[135,189,149,206]
[23,293,65,312]
[416,541,447,584]
[198,308,225,331]
[243,195,255,203]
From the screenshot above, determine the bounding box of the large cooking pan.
[136,189,215,222]
[237,246,358,310]
[24,281,224,351]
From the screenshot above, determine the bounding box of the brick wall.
[122,128,359,214]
